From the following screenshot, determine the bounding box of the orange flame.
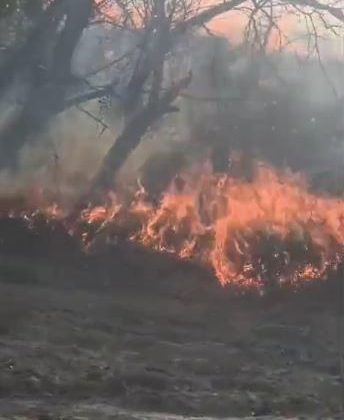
[70,159,344,288]
[4,158,344,289]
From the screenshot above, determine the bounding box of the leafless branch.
[75,105,109,134]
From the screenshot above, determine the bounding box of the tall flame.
[74,159,344,288]
[4,158,344,289]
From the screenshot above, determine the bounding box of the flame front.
[74,160,344,288]
[5,159,344,288]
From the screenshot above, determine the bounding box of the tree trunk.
[0,0,93,168]
[50,0,93,82]
[90,73,191,195]
[0,0,66,97]
[67,74,190,220]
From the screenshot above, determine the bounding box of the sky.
[98,0,344,58]
[208,6,343,58]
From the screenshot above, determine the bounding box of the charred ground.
[0,217,343,419]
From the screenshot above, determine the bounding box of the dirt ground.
[0,222,343,419]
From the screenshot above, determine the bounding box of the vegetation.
[0,0,343,201]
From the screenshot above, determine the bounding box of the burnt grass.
[0,217,343,419]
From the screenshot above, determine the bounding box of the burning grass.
[1,158,344,289]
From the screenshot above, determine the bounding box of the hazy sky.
[99,0,344,58]
[208,5,344,58]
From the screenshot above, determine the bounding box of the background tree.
[0,0,343,201]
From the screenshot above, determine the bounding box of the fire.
[127,160,344,287]
[3,158,344,289]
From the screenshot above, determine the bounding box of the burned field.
[0,183,344,419]
[1,0,344,418]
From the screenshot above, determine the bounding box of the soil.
[0,218,343,419]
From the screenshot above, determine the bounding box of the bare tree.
[0,0,95,166]
[89,0,344,194]
[0,0,343,197]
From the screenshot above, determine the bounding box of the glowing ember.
[3,159,344,288]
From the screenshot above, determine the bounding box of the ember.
[3,158,344,289]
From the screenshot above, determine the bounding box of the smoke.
[0,24,344,205]
[0,100,116,208]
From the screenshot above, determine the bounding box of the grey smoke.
[0,22,343,203]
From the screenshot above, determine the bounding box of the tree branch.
[90,72,192,194]
[51,0,93,81]
[173,0,244,34]
[290,0,344,23]
[62,83,119,111]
